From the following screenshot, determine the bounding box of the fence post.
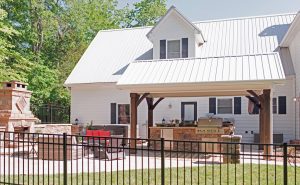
[63,133,67,185]
[283,143,288,185]
[161,138,165,185]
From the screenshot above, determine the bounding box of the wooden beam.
[245,96,261,109]
[130,93,139,154]
[146,97,154,139]
[247,90,260,100]
[149,91,252,98]
[146,97,164,139]
[153,97,164,109]
[259,94,265,145]
[137,93,149,106]
[262,89,273,156]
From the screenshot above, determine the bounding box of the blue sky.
[118,0,300,21]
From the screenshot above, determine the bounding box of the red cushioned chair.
[97,130,111,139]
[85,129,94,137]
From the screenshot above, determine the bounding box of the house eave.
[280,12,300,47]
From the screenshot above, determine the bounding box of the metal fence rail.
[31,104,70,124]
[0,131,299,185]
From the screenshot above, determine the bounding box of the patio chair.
[106,135,126,160]
[85,130,111,159]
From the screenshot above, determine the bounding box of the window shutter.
[278,96,286,114]
[209,98,216,114]
[182,38,188,58]
[160,40,166,59]
[234,97,241,114]
[272,98,277,114]
[111,103,117,124]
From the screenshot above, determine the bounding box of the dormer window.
[167,40,180,59]
[160,38,189,59]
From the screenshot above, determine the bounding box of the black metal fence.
[0,131,299,185]
[31,104,70,124]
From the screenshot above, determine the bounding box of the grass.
[1,164,299,185]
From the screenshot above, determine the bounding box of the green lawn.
[1,164,299,185]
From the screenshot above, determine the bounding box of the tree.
[122,0,167,27]
[0,0,168,111]
[0,1,31,82]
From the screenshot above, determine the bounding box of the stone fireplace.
[0,81,39,130]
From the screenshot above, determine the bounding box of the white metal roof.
[117,53,284,88]
[64,27,153,85]
[65,13,295,86]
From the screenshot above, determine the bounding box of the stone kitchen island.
[149,118,236,152]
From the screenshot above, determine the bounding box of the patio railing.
[0,131,299,185]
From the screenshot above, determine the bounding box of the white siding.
[151,11,196,59]
[70,85,129,125]
[289,31,300,139]
[71,80,296,142]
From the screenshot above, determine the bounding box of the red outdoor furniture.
[86,130,111,139]
[84,129,125,160]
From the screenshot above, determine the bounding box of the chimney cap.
[1,81,28,89]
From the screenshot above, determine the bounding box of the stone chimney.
[0,81,39,128]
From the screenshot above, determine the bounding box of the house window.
[272,98,277,114]
[217,98,233,114]
[167,40,180,59]
[118,104,130,124]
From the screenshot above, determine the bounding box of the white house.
[65,6,300,143]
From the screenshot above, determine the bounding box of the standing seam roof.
[117,53,285,86]
[65,13,295,85]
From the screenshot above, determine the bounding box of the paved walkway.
[0,150,296,175]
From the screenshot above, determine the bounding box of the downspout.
[294,76,297,140]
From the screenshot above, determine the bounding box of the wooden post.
[130,93,139,153]
[263,89,273,156]
[146,97,154,139]
[259,94,265,145]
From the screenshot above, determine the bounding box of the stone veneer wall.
[35,124,80,135]
[149,127,232,152]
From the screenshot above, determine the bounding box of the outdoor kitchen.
[149,116,241,153]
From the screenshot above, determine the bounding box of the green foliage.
[0,0,167,111]
[122,0,167,27]
[0,4,31,82]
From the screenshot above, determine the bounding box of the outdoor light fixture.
[75,118,79,125]
[293,97,300,102]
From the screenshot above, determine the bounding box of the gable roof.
[146,6,205,42]
[65,12,296,87]
[280,11,300,47]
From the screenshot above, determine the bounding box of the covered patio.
[117,53,286,155]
